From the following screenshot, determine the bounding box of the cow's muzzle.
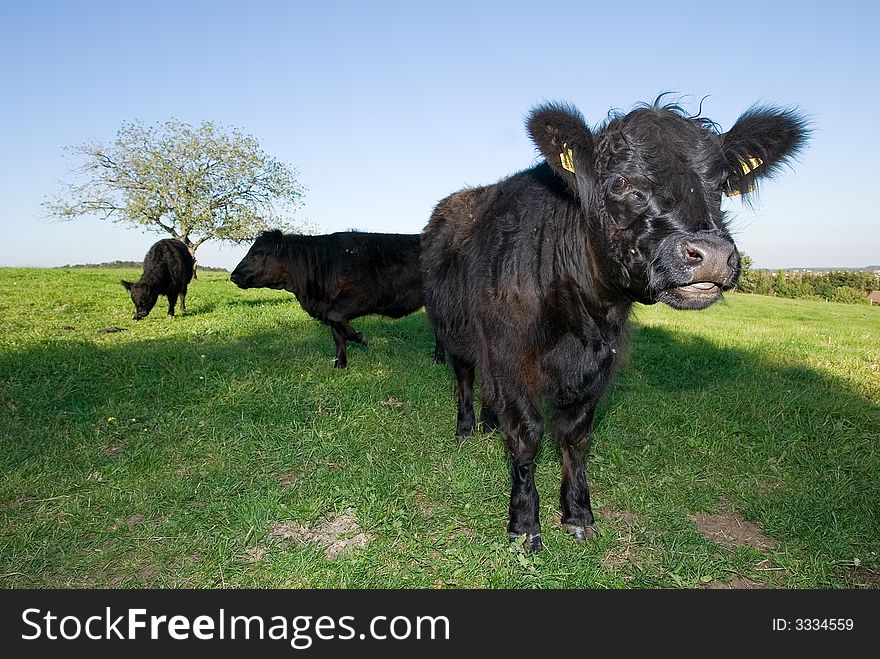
[681,236,738,286]
[657,234,739,310]
[229,271,246,288]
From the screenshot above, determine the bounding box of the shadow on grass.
[147,293,296,317]
[222,297,295,309]
[1,314,877,585]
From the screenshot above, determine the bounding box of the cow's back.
[297,232,425,320]
[142,239,194,293]
[422,181,542,362]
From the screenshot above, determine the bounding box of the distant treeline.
[63,260,228,272]
[737,256,879,305]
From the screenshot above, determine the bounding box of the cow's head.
[230,230,289,290]
[527,99,809,309]
[121,280,158,320]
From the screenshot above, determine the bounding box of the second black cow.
[122,238,194,320]
[231,230,444,368]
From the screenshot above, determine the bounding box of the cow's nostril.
[728,250,739,269]
[684,244,703,264]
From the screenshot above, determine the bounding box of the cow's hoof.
[563,523,598,542]
[333,360,347,369]
[355,332,368,346]
[509,532,543,552]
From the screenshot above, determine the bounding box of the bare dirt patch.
[846,565,880,588]
[702,574,763,589]
[452,526,476,541]
[599,512,643,578]
[601,537,640,574]
[244,546,268,563]
[97,326,127,334]
[414,494,435,518]
[379,396,405,408]
[136,564,161,582]
[279,473,297,489]
[689,512,776,551]
[125,513,145,526]
[269,508,372,559]
[269,520,311,540]
[598,507,638,527]
[0,495,35,512]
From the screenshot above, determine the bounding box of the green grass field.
[1,267,878,588]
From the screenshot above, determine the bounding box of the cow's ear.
[721,107,810,198]
[121,280,133,291]
[527,103,595,195]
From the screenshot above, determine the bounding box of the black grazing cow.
[121,238,194,320]
[230,230,445,368]
[421,98,808,550]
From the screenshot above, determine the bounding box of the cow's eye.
[610,175,628,193]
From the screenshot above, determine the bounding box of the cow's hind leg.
[180,285,187,312]
[327,309,367,346]
[330,324,349,368]
[449,353,476,440]
[432,337,446,364]
[480,404,500,433]
[325,303,366,368]
[499,390,543,551]
[479,377,500,433]
[167,293,178,317]
[553,402,598,541]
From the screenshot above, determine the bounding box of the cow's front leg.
[553,402,598,541]
[167,293,178,317]
[499,390,543,551]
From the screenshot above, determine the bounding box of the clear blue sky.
[1,0,877,270]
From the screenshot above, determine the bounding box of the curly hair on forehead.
[600,93,723,135]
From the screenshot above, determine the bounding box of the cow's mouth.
[658,281,723,310]
[677,281,720,295]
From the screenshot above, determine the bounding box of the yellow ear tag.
[725,156,763,196]
[740,156,763,175]
[725,183,756,197]
[560,143,575,173]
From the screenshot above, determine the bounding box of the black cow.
[121,238,194,320]
[421,98,808,550]
[230,230,445,368]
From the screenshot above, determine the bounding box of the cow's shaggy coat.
[421,98,808,549]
